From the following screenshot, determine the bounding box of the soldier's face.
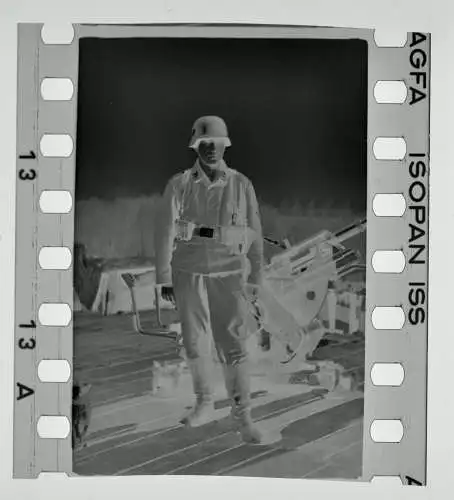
[197,139,226,167]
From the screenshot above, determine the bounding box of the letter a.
[16,382,34,401]
[410,87,427,106]
[410,33,427,47]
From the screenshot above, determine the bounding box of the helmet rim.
[189,115,231,148]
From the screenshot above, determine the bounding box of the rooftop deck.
[73,309,365,480]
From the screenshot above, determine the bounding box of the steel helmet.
[189,116,231,149]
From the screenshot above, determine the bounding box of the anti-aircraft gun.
[243,218,366,364]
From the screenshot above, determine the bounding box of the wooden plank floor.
[74,309,180,406]
[73,310,365,480]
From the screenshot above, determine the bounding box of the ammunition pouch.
[175,219,196,241]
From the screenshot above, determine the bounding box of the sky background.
[75,36,368,212]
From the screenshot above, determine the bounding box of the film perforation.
[371,475,404,485]
[371,306,405,330]
[373,137,407,160]
[13,23,429,483]
[372,250,406,273]
[373,30,408,48]
[39,134,74,158]
[373,81,408,104]
[38,303,71,327]
[370,419,404,443]
[372,194,406,217]
[41,23,75,45]
[40,78,75,102]
[39,190,73,213]
[370,363,405,387]
[38,360,71,383]
[38,247,72,270]
[37,416,70,439]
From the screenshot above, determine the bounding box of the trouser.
[172,269,252,413]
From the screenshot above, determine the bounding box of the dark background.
[75,37,368,211]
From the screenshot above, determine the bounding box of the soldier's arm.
[245,180,265,286]
[154,178,179,287]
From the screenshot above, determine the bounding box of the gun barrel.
[264,236,287,249]
[268,230,332,265]
[337,263,366,280]
[292,248,357,275]
[333,218,367,242]
[268,218,366,264]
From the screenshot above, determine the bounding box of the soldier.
[155,116,270,444]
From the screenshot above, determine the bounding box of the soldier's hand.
[161,286,176,305]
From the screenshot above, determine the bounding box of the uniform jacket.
[154,159,264,286]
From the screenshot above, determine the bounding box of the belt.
[193,226,215,238]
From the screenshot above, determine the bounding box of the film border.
[13,23,429,483]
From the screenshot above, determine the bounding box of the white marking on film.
[372,250,405,273]
[40,78,74,101]
[373,137,407,160]
[373,30,407,48]
[374,81,407,104]
[40,134,73,157]
[39,247,72,270]
[37,416,70,439]
[38,360,71,383]
[37,473,69,480]
[38,303,72,327]
[370,476,404,485]
[39,190,73,214]
[372,194,406,217]
[371,363,405,386]
[41,23,75,45]
[371,307,405,330]
[370,420,404,443]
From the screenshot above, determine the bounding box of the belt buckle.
[199,227,214,238]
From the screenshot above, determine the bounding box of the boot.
[222,362,265,444]
[180,358,215,427]
[231,402,265,444]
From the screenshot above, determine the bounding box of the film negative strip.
[14,23,429,483]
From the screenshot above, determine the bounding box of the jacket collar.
[191,159,230,186]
